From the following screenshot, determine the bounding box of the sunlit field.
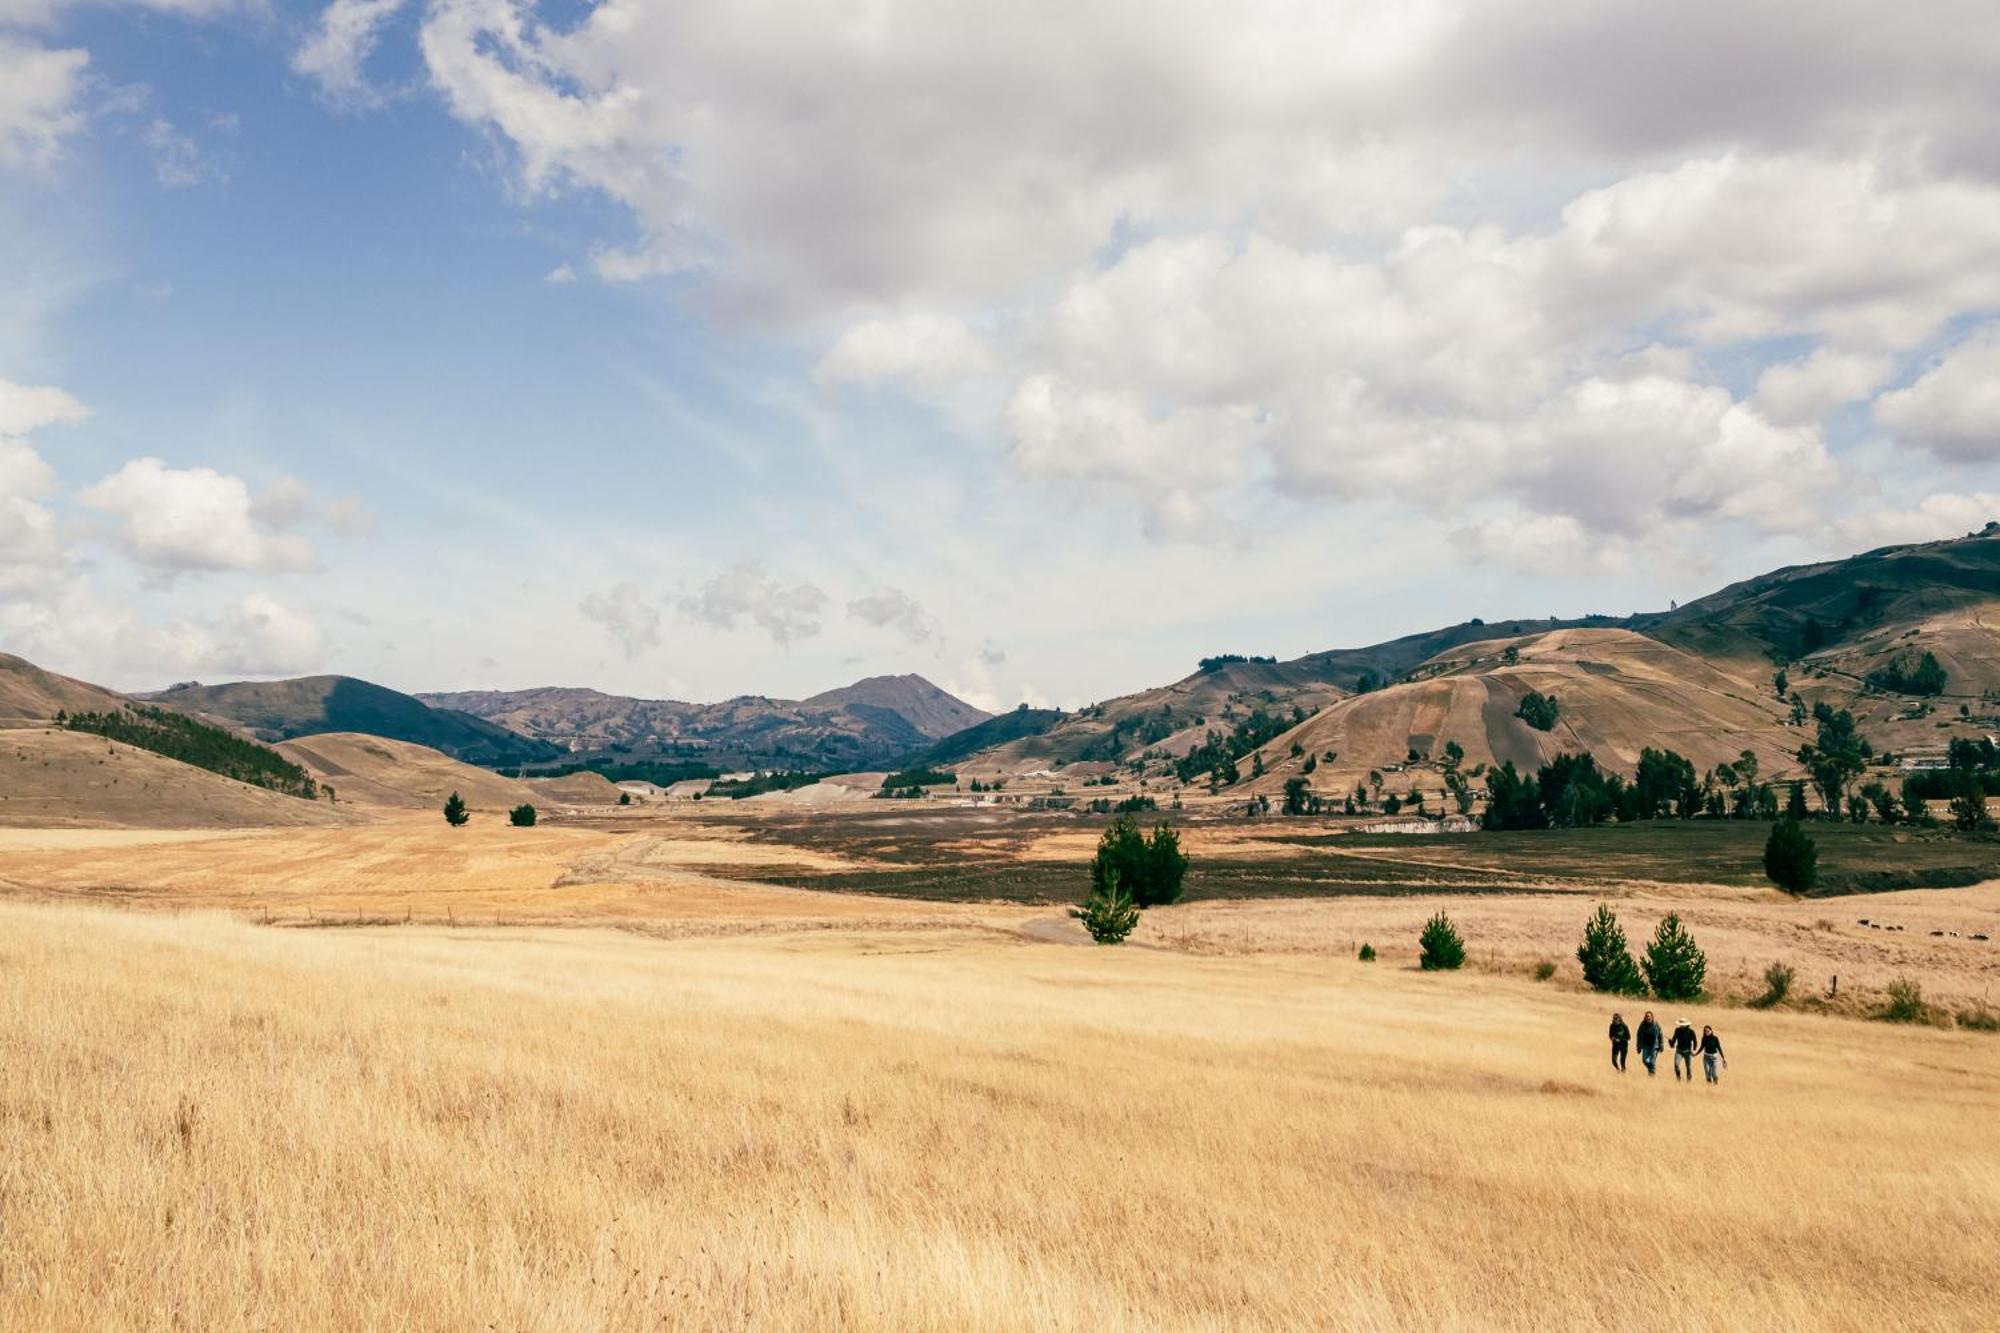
[5,901,1996,1330]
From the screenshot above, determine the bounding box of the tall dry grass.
[2,901,1996,1330]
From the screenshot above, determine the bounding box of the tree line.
[57,706,321,800]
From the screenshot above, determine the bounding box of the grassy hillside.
[5,901,1992,1330]
[0,730,350,829]
[0,654,133,727]
[59,704,321,800]
[154,676,560,768]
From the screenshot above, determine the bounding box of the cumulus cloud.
[1874,325,2000,461]
[679,562,825,646]
[293,0,405,107]
[0,437,62,593]
[0,38,86,168]
[78,458,318,575]
[209,592,326,674]
[846,586,933,644]
[1838,492,2000,549]
[815,315,988,390]
[0,376,87,436]
[579,581,661,658]
[1754,348,1894,426]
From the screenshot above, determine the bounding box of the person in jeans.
[1634,1011,1663,1076]
[1669,1018,1700,1082]
[1700,1026,1727,1084]
[1607,1012,1630,1072]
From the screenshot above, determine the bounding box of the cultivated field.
[4,901,1998,1331]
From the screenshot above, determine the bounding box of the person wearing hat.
[1668,1017,1700,1082]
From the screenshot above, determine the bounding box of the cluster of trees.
[711,771,824,799]
[1900,739,2000,831]
[503,758,720,785]
[1483,746,1706,830]
[1072,818,1189,943]
[1078,705,1182,761]
[1866,650,1948,696]
[1085,795,1157,814]
[879,766,956,790]
[57,706,320,800]
[1172,707,1300,786]
[967,778,1007,793]
[1575,905,1707,1000]
[1196,654,1276,673]
[1515,691,1560,731]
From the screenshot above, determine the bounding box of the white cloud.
[579,581,660,658]
[679,562,826,647]
[846,586,933,645]
[1754,348,1894,426]
[1838,492,2000,550]
[0,376,87,435]
[210,592,326,674]
[78,458,319,575]
[815,315,988,390]
[293,0,405,108]
[0,38,86,168]
[141,117,223,188]
[1874,325,2000,461]
[0,437,62,593]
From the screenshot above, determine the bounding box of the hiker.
[1607,1012,1630,1072]
[1634,1011,1663,1076]
[1700,1026,1727,1085]
[1670,1018,1700,1082]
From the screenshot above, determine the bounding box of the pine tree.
[1419,911,1466,971]
[1641,913,1707,1001]
[1070,870,1140,944]
[443,791,469,827]
[1763,818,1817,893]
[1576,904,1646,994]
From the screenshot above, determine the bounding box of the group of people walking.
[1606,1011,1726,1084]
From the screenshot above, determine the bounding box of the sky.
[2,1,1998,712]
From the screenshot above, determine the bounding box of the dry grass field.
[3,900,1997,1331]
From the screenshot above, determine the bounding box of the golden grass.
[4,900,1997,1330]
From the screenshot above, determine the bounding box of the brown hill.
[150,676,560,767]
[1240,628,1799,798]
[0,729,352,829]
[421,674,990,770]
[275,734,545,813]
[0,654,133,727]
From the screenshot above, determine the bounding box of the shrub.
[1515,691,1560,731]
[1533,960,1557,982]
[1090,817,1189,908]
[1882,976,1935,1024]
[1641,913,1706,1001]
[509,803,537,827]
[442,791,469,827]
[1357,943,1376,962]
[1752,961,1795,1009]
[1575,904,1646,995]
[1955,1006,2000,1033]
[618,791,632,806]
[1763,818,1818,893]
[1950,778,1995,832]
[1070,871,1140,944]
[1418,911,1466,971]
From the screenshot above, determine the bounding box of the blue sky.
[3,1,1998,709]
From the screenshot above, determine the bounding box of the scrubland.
[4,900,1997,1331]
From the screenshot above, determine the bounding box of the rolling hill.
[0,728,353,829]
[149,676,561,768]
[0,653,134,727]
[420,674,990,771]
[950,528,2000,787]
[274,733,550,812]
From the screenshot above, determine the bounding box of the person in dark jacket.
[1607,1012,1630,1072]
[1699,1026,1727,1085]
[1634,1012,1663,1076]
[1669,1018,1700,1082]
